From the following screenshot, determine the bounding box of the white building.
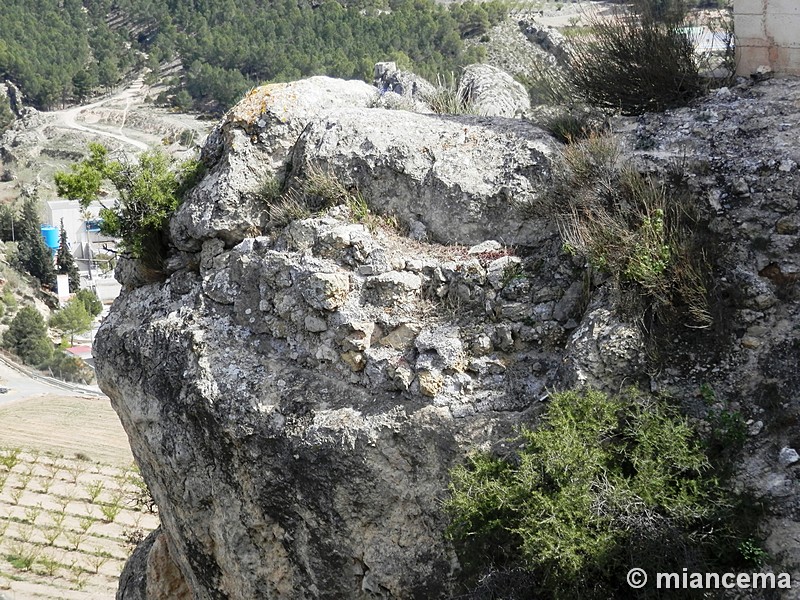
[46,199,118,274]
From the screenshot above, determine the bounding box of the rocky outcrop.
[172,77,556,252]
[373,61,435,111]
[171,77,378,251]
[287,108,555,246]
[519,20,570,67]
[101,74,800,599]
[457,64,531,118]
[100,197,586,597]
[117,528,191,600]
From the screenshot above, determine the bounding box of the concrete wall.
[735,0,800,75]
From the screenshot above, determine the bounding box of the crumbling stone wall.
[735,0,800,75]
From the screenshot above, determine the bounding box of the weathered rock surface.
[457,64,531,118]
[520,20,570,67]
[101,75,800,599]
[117,528,191,600]
[288,107,556,246]
[373,62,435,102]
[171,77,378,251]
[100,205,581,598]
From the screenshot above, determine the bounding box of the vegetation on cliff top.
[54,143,204,271]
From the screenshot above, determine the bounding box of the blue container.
[40,225,60,251]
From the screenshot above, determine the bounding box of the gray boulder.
[101,210,577,599]
[171,77,378,251]
[373,61,436,100]
[288,107,557,246]
[457,64,531,118]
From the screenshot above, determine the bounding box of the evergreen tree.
[3,305,53,365]
[0,95,14,131]
[50,297,92,345]
[56,218,81,292]
[0,205,16,242]
[75,288,103,317]
[16,197,56,289]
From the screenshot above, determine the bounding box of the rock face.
[100,74,800,599]
[100,198,585,597]
[171,77,378,251]
[457,64,531,118]
[287,108,555,246]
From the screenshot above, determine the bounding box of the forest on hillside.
[0,0,506,114]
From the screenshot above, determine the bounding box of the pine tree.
[56,218,81,292]
[16,197,56,289]
[75,288,102,316]
[3,305,53,365]
[49,297,92,345]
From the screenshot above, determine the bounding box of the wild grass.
[536,134,712,330]
[565,8,705,114]
[261,165,399,234]
[422,73,476,115]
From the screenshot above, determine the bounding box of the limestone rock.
[171,77,378,250]
[117,528,190,600]
[100,204,574,599]
[779,447,800,468]
[457,64,531,118]
[374,62,435,99]
[288,107,556,246]
[520,21,570,67]
[105,75,800,599]
[561,301,647,391]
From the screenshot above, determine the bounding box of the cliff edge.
[97,74,800,598]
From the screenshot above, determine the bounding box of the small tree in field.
[50,298,92,345]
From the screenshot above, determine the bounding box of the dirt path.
[53,78,149,151]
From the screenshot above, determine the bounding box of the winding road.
[52,77,150,150]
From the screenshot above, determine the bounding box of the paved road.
[0,357,100,410]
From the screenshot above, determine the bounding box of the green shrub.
[54,143,205,272]
[2,289,18,311]
[543,110,604,143]
[565,6,704,115]
[446,389,760,599]
[45,351,94,384]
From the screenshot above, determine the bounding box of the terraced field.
[0,446,158,599]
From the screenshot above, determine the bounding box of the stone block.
[766,13,800,47]
[775,47,800,74]
[736,46,771,75]
[734,14,765,40]
[770,0,800,15]
[734,0,764,15]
